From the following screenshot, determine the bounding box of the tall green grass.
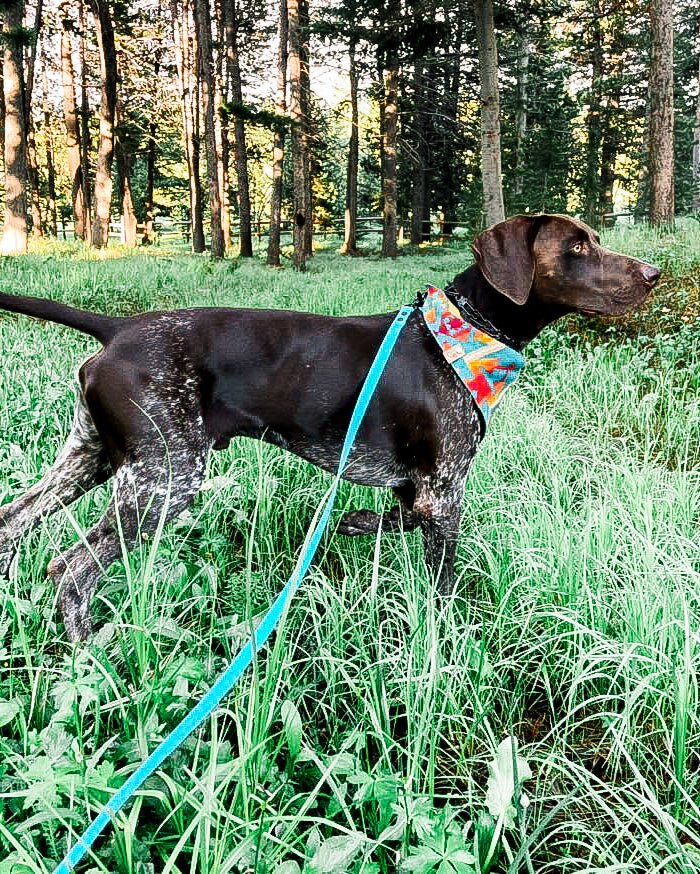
[0,226,699,872]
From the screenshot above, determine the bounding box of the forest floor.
[0,221,700,873]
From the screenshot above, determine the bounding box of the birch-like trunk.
[473,0,505,227]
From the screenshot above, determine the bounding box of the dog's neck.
[449,264,571,351]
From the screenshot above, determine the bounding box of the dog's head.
[472,214,660,316]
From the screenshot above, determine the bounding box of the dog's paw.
[337,509,381,536]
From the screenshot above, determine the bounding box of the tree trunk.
[43,67,57,236]
[214,4,230,253]
[60,8,85,239]
[300,0,312,257]
[26,117,42,237]
[288,0,307,270]
[410,42,428,246]
[225,0,253,257]
[143,47,162,245]
[692,26,700,214]
[584,10,603,227]
[473,0,505,227]
[267,0,287,267]
[115,96,137,246]
[599,67,622,222]
[1,0,28,255]
[194,0,224,257]
[90,0,118,248]
[381,64,398,257]
[648,0,674,228]
[79,0,92,243]
[25,0,43,237]
[342,36,359,254]
[171,0,205,252]
[513,27,530,200]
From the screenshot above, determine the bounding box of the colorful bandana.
[419,286,525,430]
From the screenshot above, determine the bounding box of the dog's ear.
[472,215,538,305]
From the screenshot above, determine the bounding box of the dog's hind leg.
[48,433,209,643]
[337,483,421,536]
[0,397,111,574]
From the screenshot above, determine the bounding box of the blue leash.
[54,304,413,874]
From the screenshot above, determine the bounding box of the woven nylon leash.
[53,304,414,874]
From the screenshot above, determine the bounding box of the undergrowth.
[0,222,699,872]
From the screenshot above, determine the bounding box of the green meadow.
[0,224,700,872]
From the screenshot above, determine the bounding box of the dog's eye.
[570,241,585,255]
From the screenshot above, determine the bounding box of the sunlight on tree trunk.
[268,0,288,267]
[1,0,28,256]
[90,0,117,249]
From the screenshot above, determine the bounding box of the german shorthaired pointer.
[0,214,659,642]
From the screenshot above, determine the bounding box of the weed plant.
[0,223,699,872]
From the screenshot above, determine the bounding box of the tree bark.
[342,36,359,254]
[1,0,28,255]
[584,10,603,227]
[115,96,137,246]
[648,0,674,228]
[90,0,118,248]
[692,24,700,214]
[300,0,312,257]
[288,0,307,270]
[410,42,428,246]
[513,27,530,200]
[60,6,85,240]
[473,0,505,227]
[381,64,398,257]
[25,0,43,237]
[143,46,163,245]
[267,0,288,267]
[43,67,57,236]
[225,0,253,257]
[194,0,224,257]
[79,0,92,243]
[26,116,42,237]
[215,2,230,252]
[171,0,205,252]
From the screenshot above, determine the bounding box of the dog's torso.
[79,306,481,490]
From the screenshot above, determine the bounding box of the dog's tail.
[0,291,125,345]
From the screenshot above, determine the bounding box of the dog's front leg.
[414,480,465,595]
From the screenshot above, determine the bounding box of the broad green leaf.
[273,863,301,874]
[485,736,532,828]
[310,834,365,872]
[0,698,20,727]
[281,699,303,764]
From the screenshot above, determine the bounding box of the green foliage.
[0,230,699,871]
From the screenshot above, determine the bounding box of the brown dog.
[0,214,659,642]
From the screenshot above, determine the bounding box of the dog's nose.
[642,265,660,286]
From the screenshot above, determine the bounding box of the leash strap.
[53,304,414,874]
